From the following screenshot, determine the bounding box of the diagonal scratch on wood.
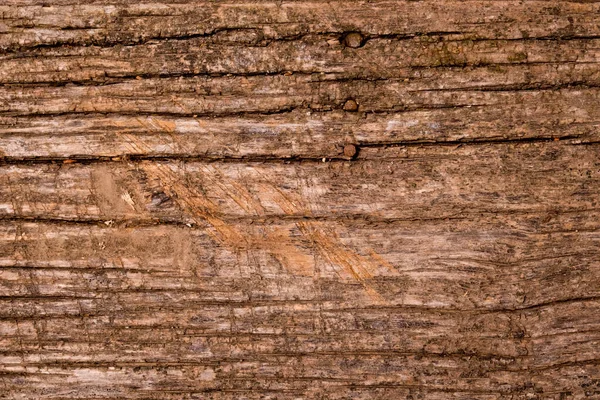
[256,178,393,301]
[114,130,396,299]
[134,117,180,152]
[114,132,246,245]
[198,164,266,216]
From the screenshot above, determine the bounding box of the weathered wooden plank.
[1,143,598,221]
[2,83,600,159]
[3,32,600,159]
[2,144,596,396]
[0,110,597,161]
[2,1,600,399]
[2,207,599,310]
[0,301,528,362]
[1,346,599,398]
[2,144,599,315]
[1,276,599,364]
[2,36,600,84]
[4,74,600,118]
[1,263,599,397]
[1,1,600,51]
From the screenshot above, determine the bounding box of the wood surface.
[1,1,600,399]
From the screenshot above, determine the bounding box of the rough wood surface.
[1,1,600,399]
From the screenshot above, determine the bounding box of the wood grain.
[1,1,600,399]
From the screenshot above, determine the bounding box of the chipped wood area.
[1,1,600,399]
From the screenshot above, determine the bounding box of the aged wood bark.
[1,1,600,399]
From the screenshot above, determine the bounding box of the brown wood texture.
[1,1,600,399]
